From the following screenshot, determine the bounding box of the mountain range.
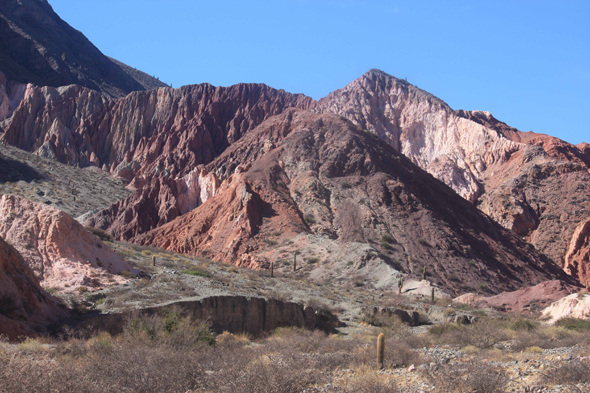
[1,0,589,337]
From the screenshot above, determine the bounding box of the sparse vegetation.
[180,267,212,278]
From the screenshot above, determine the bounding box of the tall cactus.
[398,276,403,294]
[422,266,427,281]
[431,287,435,304]
[270,261,274,278]
[377,333,385,369]
[152,255,156,267]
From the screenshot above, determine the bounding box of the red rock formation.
[317,70,590,281]
[3,68,589,288]
[0,236,67,340]
[0,194,135,292]
[136,110,574,295]
[563,217,590,285]
[453,280,579,312]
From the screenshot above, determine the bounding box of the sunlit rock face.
[0,194,136,293]
[317,69,522,202]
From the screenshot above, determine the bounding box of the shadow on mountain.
[0,155,44,183]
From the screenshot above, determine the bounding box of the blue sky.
[50,0,589,145]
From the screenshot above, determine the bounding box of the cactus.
[586,280,589,290]
[377,333,385,369]
[270,261,274,278]
[422,266,427,281]
[398,276,403,294]
[293,251,298,272]
[152,255,156,266]
[431,287,435,304]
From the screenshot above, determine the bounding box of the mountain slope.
[0,0,150,97]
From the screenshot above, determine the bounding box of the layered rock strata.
[136,110,574,295]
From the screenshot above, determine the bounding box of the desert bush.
[541,360,590,385]
[85,226,112,242]
[510,317,538,331]
[424,361,508,393]
[341,367,398,392]
[555,317,590,332]
[123,309,215,347]
[429,319,509,349]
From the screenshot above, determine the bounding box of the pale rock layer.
[542,293,590,323]
[0,194,134,292]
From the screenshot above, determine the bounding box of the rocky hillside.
[0,0,160,98]
[132,110,574,295]
[0,236,67,340]
[316,70,590,283]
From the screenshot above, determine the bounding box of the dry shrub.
[430,319,509,349]
[541,360,590,385]
[424,361,508,393]
[511,326,580,352]
[341,366,399,392]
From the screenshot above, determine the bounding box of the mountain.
[0,0,162,97]
[134,109,573,295]
[317,70,590,283]
[3,68,588,288]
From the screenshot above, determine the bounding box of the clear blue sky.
[50,0,589,145]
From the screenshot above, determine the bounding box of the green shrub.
[180,268,212,278]
[555,317,590,332]
[304,214,316,224]
[511,318,538,332]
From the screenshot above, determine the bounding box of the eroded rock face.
[136,110,574,295]
[81,296,337,336]
[0,72,27,122]
[0,236,67,340]
[563,218,590,285]
[0,194,135,292]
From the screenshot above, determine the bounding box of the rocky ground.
[0,142,131,219]
[3,248,590,392]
